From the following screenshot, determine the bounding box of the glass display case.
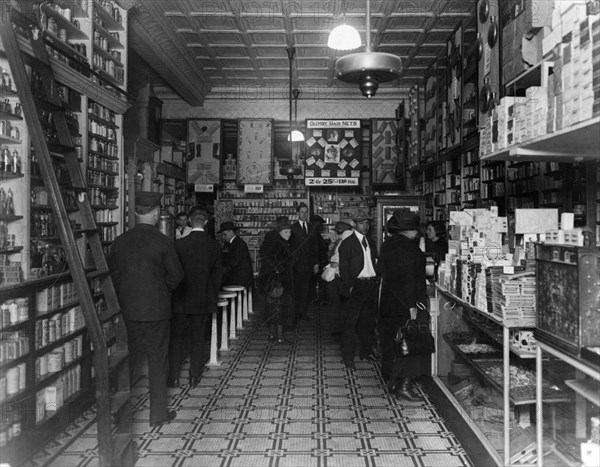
[434,285,571,466]
[536,342,600,467]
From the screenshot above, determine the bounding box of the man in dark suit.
[170,206,223,388]
[108,191,184,427]
[219,221,254,288]
[338,209,379,369]
[289,202,319,325]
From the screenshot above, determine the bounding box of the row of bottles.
[0,188,15,217]
[88,101,116,123]
[0,120,20,141]
[88,152,117,172]
[1,99,22,117]
[0,147,22,174]
[89,136,118,157]
[95,0,124,26]
[87,169,117,187]
[0,67,16,93]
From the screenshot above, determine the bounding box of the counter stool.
[218,291,236,349]
[247,286,254,315]
[222,285,245,331]
[207,301,228,367]
[242,287,249,322]
[219,290,237,341]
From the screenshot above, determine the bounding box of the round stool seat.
[223,285,245,292]
[219,291,237,299]
[217,299,228,307]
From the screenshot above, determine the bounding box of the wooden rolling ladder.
[1,11,135,467]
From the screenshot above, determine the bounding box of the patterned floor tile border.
[26,301,472,467]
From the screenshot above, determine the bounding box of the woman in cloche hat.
[377,210,430,401]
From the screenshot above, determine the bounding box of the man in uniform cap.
[108,191,184,427]
[218,221,254,288]
[337,209,379,369]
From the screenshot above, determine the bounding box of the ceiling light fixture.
[327,0,360,50]
[288,89,304,142]
[280,46,303,179]
[328,23,361,50]
[334,0,402,98]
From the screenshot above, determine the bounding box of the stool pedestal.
[218,291,236,350]
[207,301,228,367]
[222,285,245,331]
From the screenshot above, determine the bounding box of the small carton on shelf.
[36,287,55,314]
[45,376,64,412]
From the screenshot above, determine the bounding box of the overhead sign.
[304,119,362,186]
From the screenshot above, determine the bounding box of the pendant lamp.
[327,0,361,50]
[334,0,402,98]
[280,46,303,179]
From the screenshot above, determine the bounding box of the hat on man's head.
[135,191,162,212]
[387,210,420,232]
[333,221,351,234]
[311,214,326,224]
[218,221,236,233]
[353,209,372,222]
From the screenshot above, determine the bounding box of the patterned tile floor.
[27,301,473,467]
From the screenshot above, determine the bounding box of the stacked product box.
[525,86,548,139]
[593,18,600,116]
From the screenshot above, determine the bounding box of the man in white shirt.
[338,210,378,370]
[175,211,192,239]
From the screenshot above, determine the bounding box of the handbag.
[321,264,337,282]
[395,318,435,357]
[267,271,284,298]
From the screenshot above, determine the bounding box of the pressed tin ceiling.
[126,0,476,105]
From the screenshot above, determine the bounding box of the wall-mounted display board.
[446,23,463,148]
[370,119,402,186]
[237,118,274,185]
[477,0,501,125]
[187,119,222,185]
[304,119,361,186]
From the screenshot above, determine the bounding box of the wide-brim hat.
[311,214,326,224]
[218,221,236,233]
[353,209,372,222]
[135,191,162,209]
[388,210,420,231]
[277,221,293,232]
[333,221,351,234]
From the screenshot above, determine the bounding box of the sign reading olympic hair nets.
[304,119,361,187]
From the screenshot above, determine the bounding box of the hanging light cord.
[365,0,371,52]
[286,46,294,158]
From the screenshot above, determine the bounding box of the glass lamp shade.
[327,24,361,50]
[287,129,305,142]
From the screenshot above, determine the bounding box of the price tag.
[503,266,514,274]
[195,184,214,192]
[244,184,264,193]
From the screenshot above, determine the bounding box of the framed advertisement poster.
[186,119,222,184]
[370,119,403,186]
[304,119,361,187]
[237,119,274,185]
